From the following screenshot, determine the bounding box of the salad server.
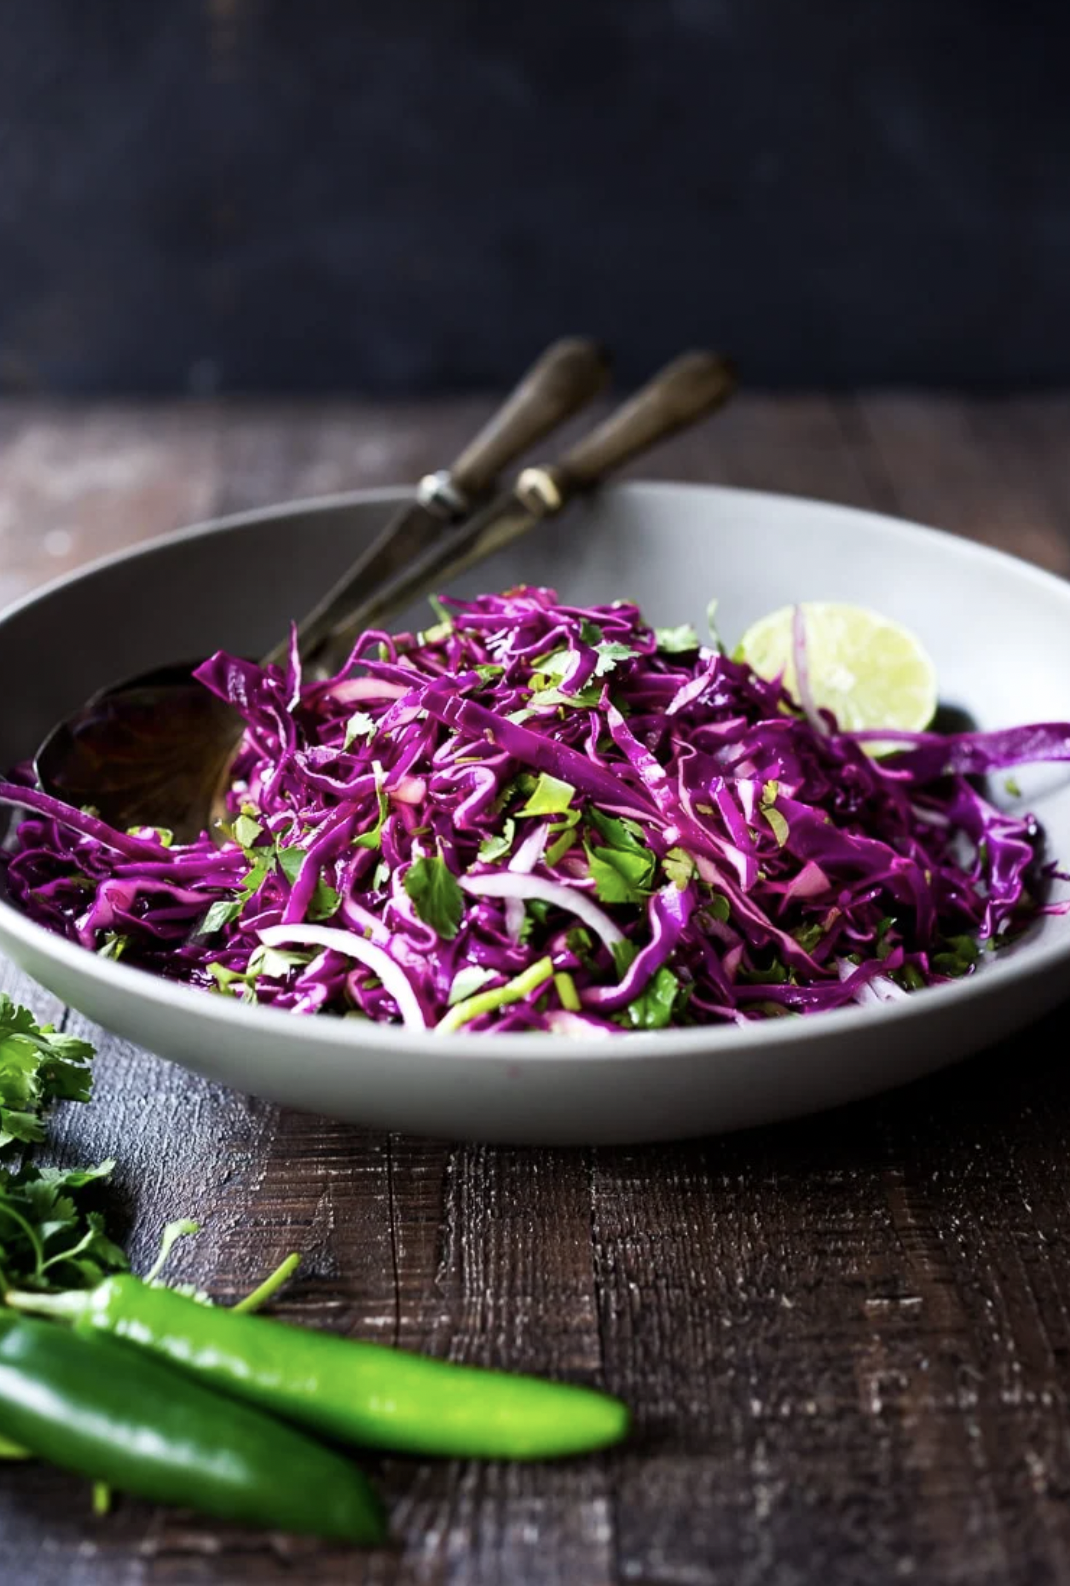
[32,338,611,841]
[33,348,735,842]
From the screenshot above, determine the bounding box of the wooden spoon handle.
[264,338,610,671]
[549,350,736,499]
[313,351,737,655]
[445,336,611,504]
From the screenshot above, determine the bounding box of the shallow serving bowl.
[2,482,1069,1144]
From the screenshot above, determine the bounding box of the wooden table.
[3,394,1070,1586]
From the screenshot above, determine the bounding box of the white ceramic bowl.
[2,483,1069,1144]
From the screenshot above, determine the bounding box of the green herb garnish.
[404,856,465,940]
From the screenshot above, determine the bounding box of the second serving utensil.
[33,338,611,841]
[34,348,736,844]
[315,350,736,667]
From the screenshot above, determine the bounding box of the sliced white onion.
[510,824,549,875]
[258,924,427,1029]
[545,1010,615,1038]
[391,775,427,805]
[504,896,526,944]
[324,678,410,704]
[781,860,830,904]
[836,957,908,1005]
[460,872,623,949]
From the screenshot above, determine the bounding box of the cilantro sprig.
[0,996,94,1151]
[0,994,127,1298]
[0,1160,128,1295]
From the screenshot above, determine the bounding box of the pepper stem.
[233,1252,301,1314]
[3,1287,90,1321]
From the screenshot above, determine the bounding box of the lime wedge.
[737,602,938,737]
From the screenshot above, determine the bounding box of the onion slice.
[258,923,427,1029]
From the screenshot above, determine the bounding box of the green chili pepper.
[13,1275,629,1460]
[0,1312,385,1543]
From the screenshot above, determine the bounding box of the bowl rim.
[2,477,1068,1066]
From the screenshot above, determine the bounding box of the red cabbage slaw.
[2,587,1070,1035]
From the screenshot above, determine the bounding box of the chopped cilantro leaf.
[621,967,681,1029]
[587,809,650,852]
[737,958,790,986]
[587,844,655,904]
[239,853,273,902]
[792,921,825,953]
[247,944,314,981]
[532,649,576,685]
[527,682,602,711]
[895,963,928,992]
[594,640,637,677]
[611,939,639,976]
[200,899,242,936]
[275,845,305,885]
[479,819,516,864]
[584,809,657,903]
[404,856,465,940]
[233,813,263,850]
[566,926,597,969]
[655,623,700,654]
[308,878,341,922]
[931,934,981,978]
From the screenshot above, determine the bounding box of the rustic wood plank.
[590,1013,1070,1586]
[848,394,1070,575]
[621,392,877,506]
[0,400,222,608]
[209,398,497,520]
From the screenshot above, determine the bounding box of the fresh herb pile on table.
[0,995,628,1541]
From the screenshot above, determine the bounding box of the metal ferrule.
[514,467,564,518]
[416,470,470,521]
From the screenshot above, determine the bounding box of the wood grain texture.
[2,393,1070,1585]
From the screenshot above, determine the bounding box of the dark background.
[1,0,1065,396]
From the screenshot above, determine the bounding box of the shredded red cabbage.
[2,587,1068,1034]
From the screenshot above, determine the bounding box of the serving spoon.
[32,337,611,841]
[34,348,735,843]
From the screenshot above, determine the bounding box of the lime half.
[737,602,938,737]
